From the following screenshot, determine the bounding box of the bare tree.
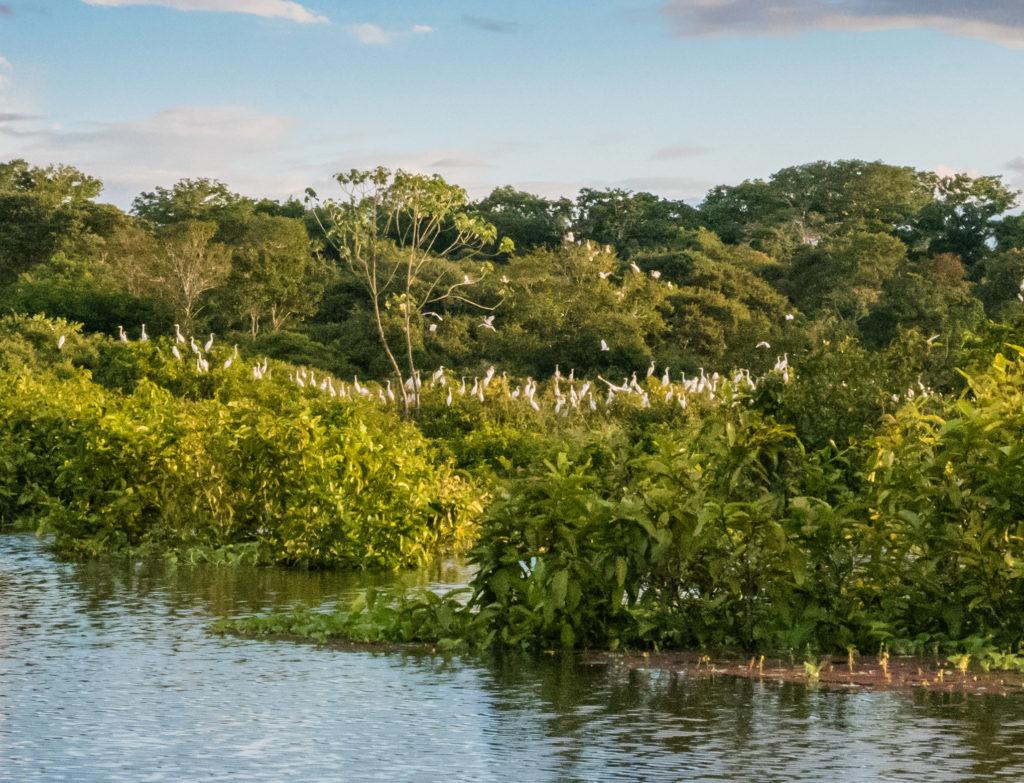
[154,220,231,335]
[309,167,510,418]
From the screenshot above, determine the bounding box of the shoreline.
[580,650,1024,697]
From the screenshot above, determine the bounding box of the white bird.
[756,341,771,349]
[479,315,496,331]
[446,388,453,406]
[204,333,214,352]
[650,270,661,279]
[463,274,472,285]
[174,324,185,344]
[500,275,510,284]
[785,313,795,321]
[57,335,65,350]
[171,345,181,360]
[647,360,656,377]
[630,262,642,275]
[429,323,437,332]
[661,368,670,387]
[223,356,233,370]
[600,339,610,351]
[140,324,148,342]
[190,337,200,355]
[598,271,611,279]
[118,325,128,343]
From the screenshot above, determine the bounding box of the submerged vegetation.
[4,156,1024,663]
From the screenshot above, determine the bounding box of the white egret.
[57,335,65,350]
[204,333,214,352]
[756,341,770,349]
[171,345,181,360]
[118,326,128,343]
[600,339,610,351]
[174,324,185,344]
[140,324,148,342]
[479,315,496,331]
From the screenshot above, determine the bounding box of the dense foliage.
[5,156,1024,661]
[0,316,481,568]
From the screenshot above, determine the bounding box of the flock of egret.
[54,320,806,416]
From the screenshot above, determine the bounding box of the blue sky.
[1,0,1023,209]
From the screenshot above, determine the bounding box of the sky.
[1,0,1023,210]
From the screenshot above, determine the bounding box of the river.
[3,532,1024,782]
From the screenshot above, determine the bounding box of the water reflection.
[3,532,1024,782]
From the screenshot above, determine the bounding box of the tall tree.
[0,159,106,286]
[152,220,232,334]
[225,215,327,338]
[573,188,701,257]
[471,186,571,254]
[903,173,1018,269]
[309,167,508,417]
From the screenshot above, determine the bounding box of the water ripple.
[4,532,1024,782]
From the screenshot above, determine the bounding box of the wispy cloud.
[0,112,40,123]
[0,105,314,206]
[81,0,328,25]
[1006,157,1024,173]
[462,15,519,34]
[349,22,434,45]
[652,145,711,161]
[0,5,13,17]
[659,0,1024,49]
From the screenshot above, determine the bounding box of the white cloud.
[0,105,316,206]
[81,0,328,25]
[350,22,434,45]
[931,163,984,180]
[659,0,1024,49]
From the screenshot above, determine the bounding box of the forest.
[3,156,1024,661]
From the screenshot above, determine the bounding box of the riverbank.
[582,651,1024,697]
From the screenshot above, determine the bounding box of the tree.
[700,160,932,251]
[309,167,508,417]
[0,159,106,286]
[152,220,232,334]
[573,188,701,257]
[132,178,247,228]
[994,213,1024,252]
[786,230,906,321]
[471,186,571,254]
[904,173,1019,269]
[495,243,668,375]
[225,215,327,338]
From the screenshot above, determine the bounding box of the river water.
[3,532,1024,782]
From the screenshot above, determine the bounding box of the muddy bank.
[582,651,1024,697]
